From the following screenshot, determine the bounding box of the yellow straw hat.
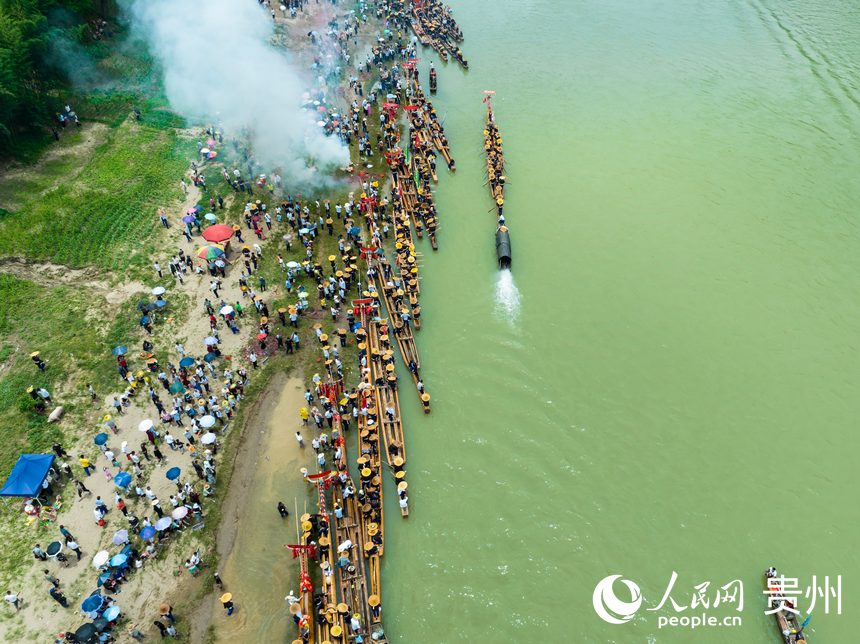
[220,593,232,602]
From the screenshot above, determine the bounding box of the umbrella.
[46,541,62,557]
[203,336,219,346]
[109,553,128,567]
[81,594,104,612]
[207,138,216,146]
[94,433,109,446]
[204,213,218,222]
[286,261,300,268]
[182,214,196,224]
[199,415,216,428]
[74,623,98,643]
[166,467,181,481]
[151,286,166,296]
[208,151,218,159]
[169,380,186,394]
[256,332,267,340]
[200,147,210,155]
[140,526,156,540]
[348,226,360,236]
[200,432,217,445]
[298,227,310,235]
[179,357,195,368]
[186,207,197,215]
[139,315,151,326]
[97,571,111,586]
[113,472,132,489]
[139,419,154,432]
[172,506,189,520]
[154,299,167,309]
[197,245,225,260]
[202,224,234,243]
[219,305,234,316]
[204,352,218,363]
[92,551,110,568]
[298,292,309,299]
[112,345,128,356]
[155,517,173,531]
[112,530,129,545]
[103,605,121,622]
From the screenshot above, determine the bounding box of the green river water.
[221,1,860,642]
[382,0,860,642]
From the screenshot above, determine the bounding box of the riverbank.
[188,371,309,642]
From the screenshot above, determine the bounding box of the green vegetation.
[0,0,116,155]
[0,120,191,272]
[0,272,144,472]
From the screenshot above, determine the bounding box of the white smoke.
[130,0,349,185]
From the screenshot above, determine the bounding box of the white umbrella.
[199,415,216,428]
[286,261,300,268]
[204,213,217,222]
[172,506,189,520]
[155,517,173,531]
[298,292,309,299]
[200,432,217,445]
[92,550,110,568]
[203,336,218,346]
[151,286,166,296]
[138,419,154,432]
[200,147,210,154]
[219,305,234,316]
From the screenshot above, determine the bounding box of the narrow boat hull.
[496,227,512,269]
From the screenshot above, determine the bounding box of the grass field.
[0,121,192,275]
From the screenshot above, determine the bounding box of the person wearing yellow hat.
[220,592,234,615]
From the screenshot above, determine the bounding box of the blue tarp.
[0,454,55,497]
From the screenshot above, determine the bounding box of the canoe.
[764,570,808,643]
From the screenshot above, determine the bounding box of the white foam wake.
[494,269,521,321]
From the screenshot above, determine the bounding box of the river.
[382,0,860,642]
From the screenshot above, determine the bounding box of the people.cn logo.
[592,574,643,624]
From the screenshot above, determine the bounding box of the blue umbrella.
[182,214,196,224]
[140,526,156,540]
[204,352,218,363]
[166,467,181,480]
[97,571,111,586]
[348,226,360,236]
[81,594,104,612]
[113,472,132,489]
[179,357,195,368]
[154,299,167,308]
[112,346,128,356]
[194,205,204,213]
[169,380,186,394]
[94,433,109,446]
[103,605,121,622]
[139,315,151,326]
[109,553,128,567]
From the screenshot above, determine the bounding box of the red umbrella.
[256,333,267,340]
[202,224,235,243]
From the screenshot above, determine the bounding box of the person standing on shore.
[295,431,304,446]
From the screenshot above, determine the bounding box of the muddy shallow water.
[192,373,313,642]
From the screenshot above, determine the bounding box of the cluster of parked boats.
[407,0,468,68]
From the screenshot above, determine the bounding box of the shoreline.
[189,370,308,642]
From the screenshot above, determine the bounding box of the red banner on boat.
[306,470,332,481]
[286,544,318,559]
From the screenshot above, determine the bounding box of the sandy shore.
[189,372,311,642]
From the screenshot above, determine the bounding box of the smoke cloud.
[130,0,348,185]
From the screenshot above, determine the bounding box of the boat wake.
[494,269,521,321]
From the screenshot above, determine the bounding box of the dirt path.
[0,257,146,305]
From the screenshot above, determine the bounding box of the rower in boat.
[764,567,809,643]
[429,64,437,93]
